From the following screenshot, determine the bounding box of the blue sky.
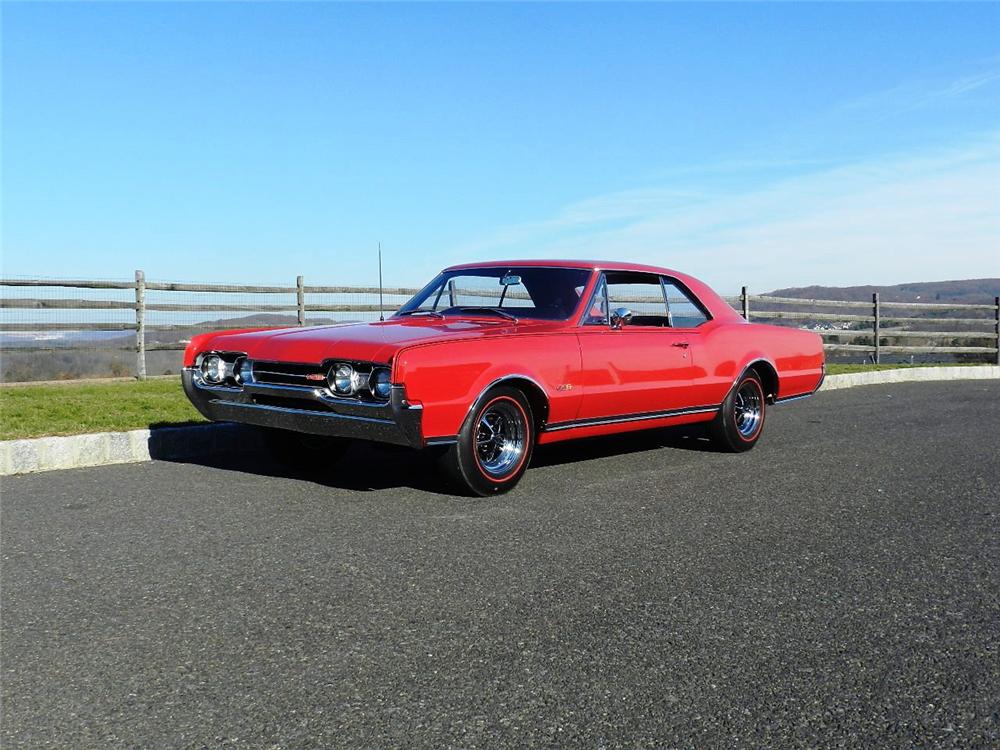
[2,2,998,293]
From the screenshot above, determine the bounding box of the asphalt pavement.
[2,381,998,749]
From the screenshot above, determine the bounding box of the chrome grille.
[251,361,328,387]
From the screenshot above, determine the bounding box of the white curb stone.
[820,365,1000,391]
[1,423,263,477]
[1,365,997,476]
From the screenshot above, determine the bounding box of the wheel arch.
[746,359,780,403]
[472,374,550,432]
[726,357,779,405]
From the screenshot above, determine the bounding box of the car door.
[574,271,705,421]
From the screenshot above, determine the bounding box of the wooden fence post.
[872,292,880,365]
[994,296,999,365]
[741,286,750,321]
[296,275,305,326]
[135,270,146,380]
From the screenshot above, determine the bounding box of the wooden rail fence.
[2,273,998,380]
[727,287,1000,364]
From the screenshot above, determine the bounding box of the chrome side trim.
[773,368,825,405]
[544,404,720,432]
[425,436,458,447]
[772,393,812,405]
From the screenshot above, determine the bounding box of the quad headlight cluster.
[196,352,390,401]
[198,353,250,385]
[329,363,392,401]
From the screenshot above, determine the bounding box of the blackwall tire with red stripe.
[438,386,535,496]
[710,371,766,453]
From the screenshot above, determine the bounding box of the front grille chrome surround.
[244,360,387,403]
[250,361,328,387]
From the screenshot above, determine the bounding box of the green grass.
[0,378,206,441]
[825,362,980,375]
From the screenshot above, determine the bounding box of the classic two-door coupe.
[183,261,825,495]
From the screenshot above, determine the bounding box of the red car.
[183,261,825,495]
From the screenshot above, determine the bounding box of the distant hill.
[767,279,999,305]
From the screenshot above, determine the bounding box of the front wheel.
[438,386,535,496]
[710,372,766,452]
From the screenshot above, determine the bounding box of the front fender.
[394,334,582,440]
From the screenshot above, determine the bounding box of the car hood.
[199,316,567,364]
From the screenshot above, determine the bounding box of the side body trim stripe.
[543,404,720,433]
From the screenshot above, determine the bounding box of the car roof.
[443,259,683,277]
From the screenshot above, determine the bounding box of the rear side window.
[661,278,710,328]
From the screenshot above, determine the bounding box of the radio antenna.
[378,242,385,322]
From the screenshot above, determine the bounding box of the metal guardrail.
[2,273,998,380]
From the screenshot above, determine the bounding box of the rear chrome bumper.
[182,368,424,448]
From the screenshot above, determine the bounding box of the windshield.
[397,266,592,321]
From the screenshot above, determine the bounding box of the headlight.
[332,364,354,394]
[234,358,252,384]
[201,354,226,384]
[370,368,391,400]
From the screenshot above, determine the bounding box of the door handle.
[671,341,690,349]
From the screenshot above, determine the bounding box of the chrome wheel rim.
[734,381,763,438]
[476,399,526,478]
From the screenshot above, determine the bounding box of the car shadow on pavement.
[161,441,446,493]
[531,422,722,469]
[158,422,720,493]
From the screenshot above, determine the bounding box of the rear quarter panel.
[697,321,825,402]
[394,333,582,440]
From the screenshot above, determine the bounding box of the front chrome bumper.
[182,367,424,448]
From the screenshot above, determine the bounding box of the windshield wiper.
[448,306,519,322]
[396,309,444,319]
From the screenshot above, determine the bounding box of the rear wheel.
[263,428,350,471]
[438,386,534,496]
[710,371,766,452]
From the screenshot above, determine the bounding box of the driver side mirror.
[610,307,632,330]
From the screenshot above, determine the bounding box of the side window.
[661,278,710,328]
[583,277,609,325]
[605,272,669,327]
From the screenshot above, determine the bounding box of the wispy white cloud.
[446,132,1000,292]
[839,69,1000,121]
